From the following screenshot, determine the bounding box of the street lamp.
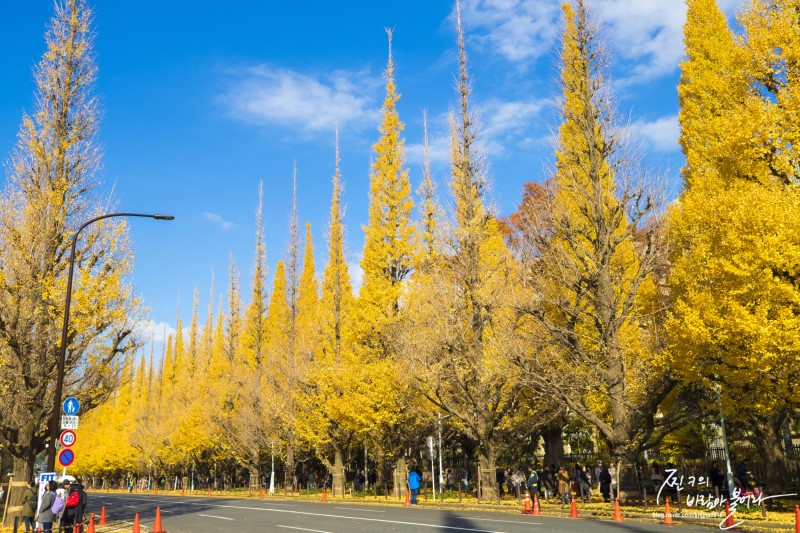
[46,212,174,471]
[438,413,453,494]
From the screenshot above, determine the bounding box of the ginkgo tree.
[507,0,676,490]
[0,0,142,514]
[669,0,800,491]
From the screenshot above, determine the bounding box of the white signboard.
[60,415,79,430]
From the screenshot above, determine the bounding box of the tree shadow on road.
[441,511,490,531]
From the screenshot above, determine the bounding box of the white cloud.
[202,212,236,230]
[407,134,451,167]
[630,114,680,153]
[222,66,381,133]
[587,1,686,81]
[348,254,363,295]
[407,98,549,165]
[480,98,548,139]
[407,112,451,166]
[134,319,176,344]
[458,0,747,83]
[459,0,562,63]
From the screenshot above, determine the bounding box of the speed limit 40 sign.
[60,429,76,448]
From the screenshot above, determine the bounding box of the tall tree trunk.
[249,468,260,493]
[377,454,387,488]
[393,457,407,498]
[478,443,498,501]
[614,455,644,503]
[333,449,345,497]
[750,412,790,492]
[542,425,565,467]
[6,426,37,525]
[284,443,296,493]
[6,456,34,524]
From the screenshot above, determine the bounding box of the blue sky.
[1,0,743,346]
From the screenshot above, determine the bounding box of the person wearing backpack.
[63,481,88,533]
[21,481,37,532]
[38,480,61,533]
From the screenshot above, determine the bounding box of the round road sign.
[62,397,80,416]
[58,448,75,467]
[60,429,76,448]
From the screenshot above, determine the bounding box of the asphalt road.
[82,493,714,533]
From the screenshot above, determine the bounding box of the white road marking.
[186,503,507,532]
[333,506,385,513]
[472,518,542,525]
[198,513,234,521]
[276,526,332,533]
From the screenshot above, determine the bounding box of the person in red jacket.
[62,480,88,533]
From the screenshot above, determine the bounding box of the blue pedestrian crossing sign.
[62,397,80,416]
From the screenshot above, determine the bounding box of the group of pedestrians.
[491,461,619,506]
[19,478,88,533]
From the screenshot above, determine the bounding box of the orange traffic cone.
[794,505,799,533]
[207,488,211,497]
[533,492,542,516]
[663,499,674,525]
[724,501,735,529]
[259,487,264,499]
[403,488,410,507]
[613,498,623,522]
[155,486,158,495]
[150,506,166,533]
[100,505,107,525]
[181,487,184,496]
[521,491,533,514]
[132,513,141,533]
[86,514,96,533]
[570,497,579,518]
[322,487,328,503]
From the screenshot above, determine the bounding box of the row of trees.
[2,0,798,519]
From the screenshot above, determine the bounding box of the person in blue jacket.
[408,466,421,505]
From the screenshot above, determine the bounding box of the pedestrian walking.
[542,465,555,501]
[527,467,539,496]
[62,480,88,533]
[21,481,37,533]
[599,466,612,502]
[608,463,618,501]
[37,480,59,533]
[557,465,571,506]
[580,466,592,503]
[408,466,421,505]
[495,467,505,498]
[445,469,454,491]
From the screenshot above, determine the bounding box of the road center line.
[333,506,385,513]
[276,526,331,533]
[198,514,234,521]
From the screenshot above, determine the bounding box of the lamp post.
[270,442,275,495]
[46,212,174,471]
[438,413,453,494]
[720,415,736,499]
